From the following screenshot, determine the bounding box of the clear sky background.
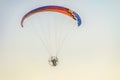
[0,0,120,80]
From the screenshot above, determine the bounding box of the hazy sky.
[0,0,120,80]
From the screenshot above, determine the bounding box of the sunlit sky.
[0,0,120,80]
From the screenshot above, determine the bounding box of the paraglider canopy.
[21,5,81,28]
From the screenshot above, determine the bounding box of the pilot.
[49,56,58,66]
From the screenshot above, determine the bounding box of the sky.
[0,0,120,80]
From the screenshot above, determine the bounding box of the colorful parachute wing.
[21,5,81,27]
